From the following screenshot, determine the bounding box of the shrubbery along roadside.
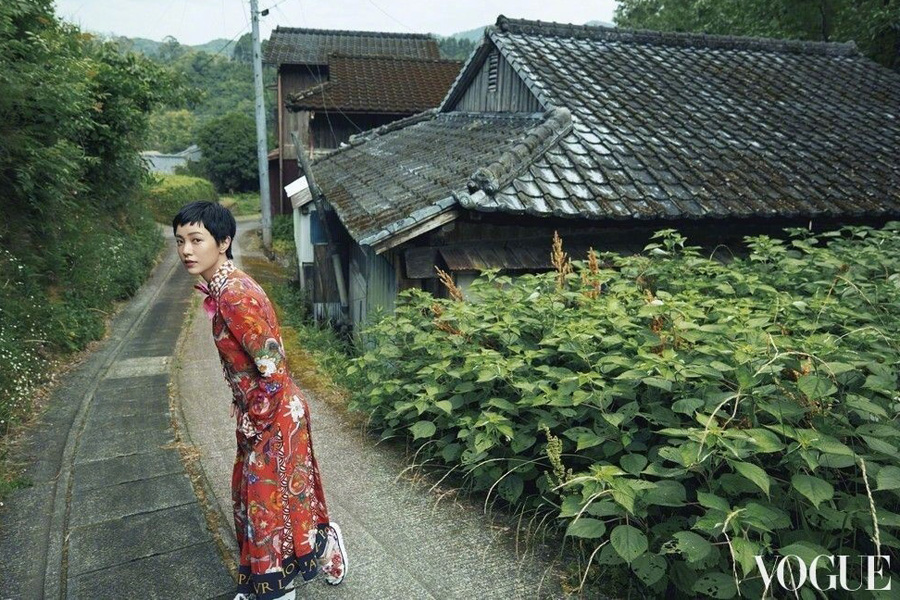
[347,225,900,598]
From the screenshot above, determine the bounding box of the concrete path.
[0,238,233,599]
[176,220,567,599]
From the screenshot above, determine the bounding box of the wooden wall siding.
[348,243,397,329]
[309,112,411,152]
[280,66,326,158]
[450,49,542,113]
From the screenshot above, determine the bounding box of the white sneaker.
[319,522,348,585]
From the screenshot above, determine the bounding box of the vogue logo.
[755,554,891,592]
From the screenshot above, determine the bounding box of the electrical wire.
[274,1,365,146]
[364,0,414,32]
[193,25,251,73]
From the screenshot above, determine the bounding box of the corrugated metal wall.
[451,48,542,113]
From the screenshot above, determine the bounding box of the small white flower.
[256,357,277,377]
[287,395,305,423]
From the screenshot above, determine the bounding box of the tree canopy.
[614,0,900,70]
[196,112,259,193]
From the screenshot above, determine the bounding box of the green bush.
[144,173,218,222]
[348,224,900,598]
[196,111,259,193]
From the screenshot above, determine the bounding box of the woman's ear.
[220,236,232,254]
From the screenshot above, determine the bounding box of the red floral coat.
[207,261,330,599]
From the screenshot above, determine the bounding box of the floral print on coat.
[206,261,330,599]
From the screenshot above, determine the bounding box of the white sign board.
[285,176,313,210]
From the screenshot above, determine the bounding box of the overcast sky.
[54,0,618,45]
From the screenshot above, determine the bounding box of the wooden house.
[290,15,900,329]
[263,27,461,215]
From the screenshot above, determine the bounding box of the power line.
[193,25,250,73]
[274,2,365,146]
[365,0,414,32]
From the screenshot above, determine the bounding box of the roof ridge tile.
[467,107,572,194]
[494,14,859,57]
[271,26,434,40]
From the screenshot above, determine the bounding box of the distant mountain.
[107,35,236,57]
[449,19,615,43]
[447,26,489,43]
[191,38,237,55]
[585,20,615,28]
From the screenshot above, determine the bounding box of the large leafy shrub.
[144,173,218,222]
[348,225,900,598]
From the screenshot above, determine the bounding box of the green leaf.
[434,400,454,415]
[497,474,524,503]
[631,553,667,586]
[863,436,900,457]
[621,454,648,475]
[409,420,436,440]
[644,480,687,507]
[791,474,834,508]
[672,398,704,415]
[672,530,713,563]
[877,466,900,491]
[741,502,791,532]
[818,453,856,468]
[565,517,607,539]
[643,377,672,391]
[730,537,760,577]
[845,395,888,419]
[611,524,648,563]
[559,495,583,518]
[693,572,737,599]
[576,431,604,451]
[797,374,836,399]
[741,429,785,453]
[730,461,771,497]
[697,492,731,513]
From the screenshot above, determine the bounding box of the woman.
[173,201,347,600]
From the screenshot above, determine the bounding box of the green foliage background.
[348,225,900,598]
[614,0,900,70]
[196,112,259,193]
[144,174,218,222]
[0,0,178,434]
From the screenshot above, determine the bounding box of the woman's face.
[174,222,231,282]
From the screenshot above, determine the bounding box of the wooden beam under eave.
[371,209,460,255]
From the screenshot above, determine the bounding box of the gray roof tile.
[309,111,556,244]
[309,17,900,246]
[264,27,440,65]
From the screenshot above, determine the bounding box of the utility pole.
[250,0,272,247]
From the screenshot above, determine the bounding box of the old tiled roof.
[264,26,440,65]
[310,109,570,247]
[450,16,900,220]
[285,54,462,113]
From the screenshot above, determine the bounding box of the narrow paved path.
[0,239,232,599]
[176,220,567,599]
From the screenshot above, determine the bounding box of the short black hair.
[172,201,236,259]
